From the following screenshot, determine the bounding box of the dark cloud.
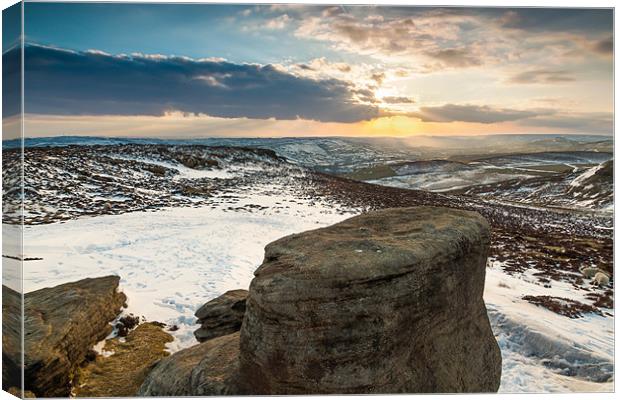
[410,103,612,133]
[370,72,385,85]
[425,48,481,68]
[411,104,542,124]
[494,8,613,34]
[2,3,22,118]
[508,69,576,84]
[21,43,380,123]
[2,47,21,118]
[592,37,613,55]
[519,113,613,133]
[382,96,415,104]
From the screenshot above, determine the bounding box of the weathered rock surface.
[7,387,36,398]
[74,322,173,397]
[194,289,248,343]
[18,276,126,397]
[139,207,501,395]
[240,206,501,394]
[138,332,241,396]
[2,285,22,393]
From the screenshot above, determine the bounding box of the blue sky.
[3,3,614,137]
[24,3,353,64]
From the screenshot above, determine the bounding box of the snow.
[370,169,534,192]
[570,163,604,187]
[108,155,235,180]
[21,186,355,352]
[2,223,22,292]
[484,265,613,392]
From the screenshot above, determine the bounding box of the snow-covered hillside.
[459,159,613,211]
[366,152,613,211]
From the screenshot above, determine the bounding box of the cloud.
[495,8,613,34]
[280,58,385,100]
[294,9,481,71]
[20,43,381,123]
[507,69,576,84]
[2,43,21,117]
[519,112,612,133]
[424,48,481,68]
[292,7,612,73]
[370,72,385,85]
[265,14,291,30]
[592,37,613,55]
[382,96,415,104]
[410,104,543,124]
[410,103,612,133]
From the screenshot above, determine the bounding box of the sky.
[2,3,614,138]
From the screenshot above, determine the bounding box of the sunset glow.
[5,4,613,138]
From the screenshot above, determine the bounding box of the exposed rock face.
[2,285,22,392]
[194,289,248,343]
[138,332,241,396]
[7,387,36,398]
[74,322,173,397]
[21,276,126,397]
[139,207,501,395]
[240,207,501,394]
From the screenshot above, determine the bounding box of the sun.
[361,115,422,136]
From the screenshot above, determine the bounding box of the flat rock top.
[195,289,248,320]
[256,206,489,282]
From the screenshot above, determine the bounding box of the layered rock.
[18,276,126,397]
[140,207,501,395]
[138,332,241,396]
[2,285,22,393]
[240,206,501,393]
[194,289,248,343]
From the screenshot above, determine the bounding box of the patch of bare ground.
[74,322,173,397]
[522,295,603,318]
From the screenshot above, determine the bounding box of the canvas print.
[1,2,614,397]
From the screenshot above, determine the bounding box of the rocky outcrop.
[240,206,501,393]
[16,276,126,397]
[2,285,22,392]
[139,207,501,395]
[194,289,248,343]
[138,332,241,396]
[74,322,173,397]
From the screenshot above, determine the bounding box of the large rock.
[194,289,248,342]
[139,207,501,395]
[138,332,241,396]
[20,276,126,397]
[240,206,501,394]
